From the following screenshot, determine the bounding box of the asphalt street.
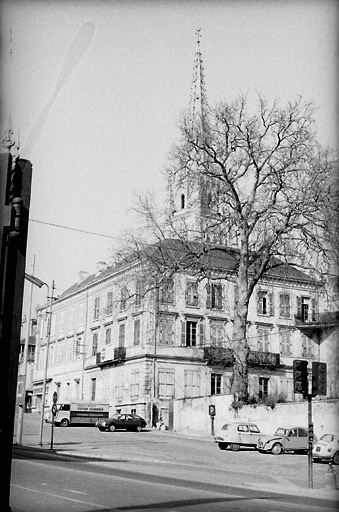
[9,413,339,512]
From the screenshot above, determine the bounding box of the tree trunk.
[231,231,250,402]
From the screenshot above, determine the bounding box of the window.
[279,329,292,356]
[210,321,225,346]
[93,297,100,320]
[133,319,140,346]
[91,331,98,356]
[259,377,269,398]
[206,283,223,310]
[297,297,317,322]
[184,370,200,397]
[135,280,143,306]
[105,328,112,345]
[120,288,128,311]
[158,370,174,399]
[301,334,314,358]
[182,320,200,346]
[130,371,139,399]
[238,424,249,432]
[78,302,85,326]
[107,291,113,315]
[159,316,174,345]
[279,294,290,318]
[59,310,66,333]
[257,291,274,316]
[159,277,174,304]
[118,323,125,347]
[91,378,96,401]
[186,281,199,307]
[258,327,270,352]
[211,373,222,395]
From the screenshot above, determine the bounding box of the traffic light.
[312,362,327,396]
[293,359,308,396]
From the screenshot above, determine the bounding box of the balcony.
[114,346,126,361]
[96,346,126,366]
[203,346,280,369]
[295,311,339,336]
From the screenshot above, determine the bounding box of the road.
[10,413,339,511]
[10,448,339,512]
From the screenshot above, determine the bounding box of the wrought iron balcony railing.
[203,345,280,369]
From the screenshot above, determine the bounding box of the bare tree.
[115,94,338,403]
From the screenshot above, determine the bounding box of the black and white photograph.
[1,1,338,511]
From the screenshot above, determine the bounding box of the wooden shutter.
[181,321,186,346]
[199,321,204,345]
[296,296,302,320]
[269,292,274,316]
[206,283,211,308]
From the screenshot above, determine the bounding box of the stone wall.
[173,394,339,438]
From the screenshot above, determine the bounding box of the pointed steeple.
[189,29,209,135]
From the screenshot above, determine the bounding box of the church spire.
[189,29,208,134]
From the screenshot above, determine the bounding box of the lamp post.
[38,280,54,446]
[16,258,35,444]
[22,273,55,446]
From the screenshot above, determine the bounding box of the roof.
[58,237,316,301]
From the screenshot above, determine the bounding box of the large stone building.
[32,237,334,428]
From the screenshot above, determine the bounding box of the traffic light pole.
[307,394,313,489]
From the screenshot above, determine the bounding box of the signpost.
[209,404,216,436]
[50,392,58,450]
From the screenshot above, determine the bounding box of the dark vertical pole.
[211,415,215,436]
[308,394,313,489]
[0,154,32,511]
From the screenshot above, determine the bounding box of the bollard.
[324,462,337,490]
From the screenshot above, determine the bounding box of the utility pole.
[16,255,35,445]
[39,281,55,446]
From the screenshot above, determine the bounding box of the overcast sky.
[1,0,338,313]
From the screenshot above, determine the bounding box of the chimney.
[78,271,89,284]
[96,261,108,275]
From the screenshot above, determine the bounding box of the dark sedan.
[96,413,147,432]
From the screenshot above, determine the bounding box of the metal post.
[39,281,54,446]
[16,256,35,444]
[308,394,313,489]
[211,416,215,436]
[50,411,54,450]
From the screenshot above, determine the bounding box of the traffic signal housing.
[312,362,327,396]
[293,359,308,396]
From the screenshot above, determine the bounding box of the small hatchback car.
[313,434,339,464]
[215,421,261,451]
[96,413,147,432]
[257,426,311,455]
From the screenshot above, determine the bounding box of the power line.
[29,218,122,240]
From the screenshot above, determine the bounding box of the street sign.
[51,404,57,416]
[209,404,216,417]
[52,391,58,404]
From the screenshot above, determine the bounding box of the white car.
[313,434,339,464]
[215,421,261,451]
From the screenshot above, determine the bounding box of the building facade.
[32,242,334,428]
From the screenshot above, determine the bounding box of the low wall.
[173,395,339,437]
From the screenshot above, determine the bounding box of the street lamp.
[21,273,54,447]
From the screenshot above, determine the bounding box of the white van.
[45,402,109,427]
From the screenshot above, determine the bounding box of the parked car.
[215,422,262,451]
[96,413,147,432]
[313,434,339,464]
[257,426,312,455]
